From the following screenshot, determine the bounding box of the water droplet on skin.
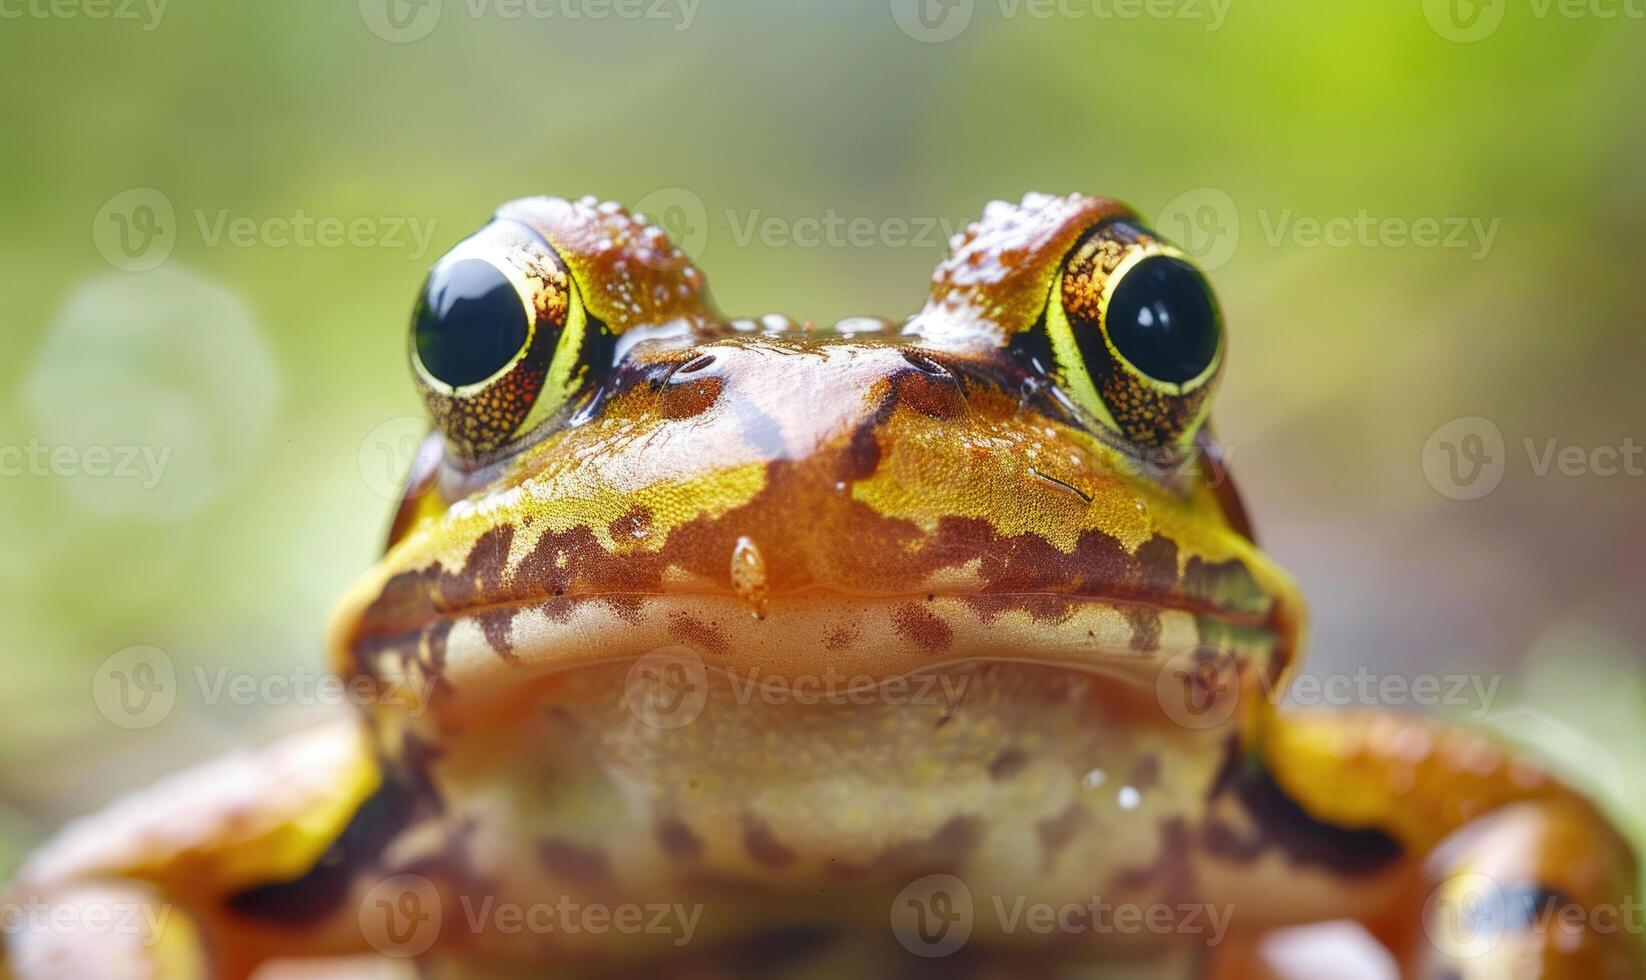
[1118,786,1141,810]
[731,536,769,620]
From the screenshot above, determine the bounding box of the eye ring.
[409,220,590,461]
[1048,220,1225,448]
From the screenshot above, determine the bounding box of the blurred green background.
[1,0,1643,885]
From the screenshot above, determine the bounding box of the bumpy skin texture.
[5,194,1640,979]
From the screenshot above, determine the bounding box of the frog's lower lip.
[341,590,1290,715]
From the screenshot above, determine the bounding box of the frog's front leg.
[3,720,415,979]
[1213,710,1641,978]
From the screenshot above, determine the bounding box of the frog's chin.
[351,590,1289,724]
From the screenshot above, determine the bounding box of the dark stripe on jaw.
[1203,738,1404,876]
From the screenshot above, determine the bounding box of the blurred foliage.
[0,0,1642,889]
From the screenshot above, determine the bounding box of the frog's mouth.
[335,585,1295,724]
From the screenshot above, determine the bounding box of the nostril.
[901,349,950,377]
[892,350,968,421]
[676,353,716,375]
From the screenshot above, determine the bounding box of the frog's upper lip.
[335,584,1296,716]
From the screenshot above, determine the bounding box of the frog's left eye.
[1047,219,1225,448]
[410,220,593,461]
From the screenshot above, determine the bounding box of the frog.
[6,192,1640,979]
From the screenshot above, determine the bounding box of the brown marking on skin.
[348,347,1277,689]
[877,816,979,872]
[656,817,703,862]
[475,608,518,663]
[1037,802,1091,873]
[667,611,729,656]
[822,621,861,651]
[963,593,1079,625]
[599,594,646,624]
[1115,818,1197,904]
[1202,739,1403,876]
[718,926,845,976]
[988,748,1029,781]
[659,375,724,420]
[742,817,798,870]
[537,839,612,882]
[842,381,899,481]
[1129,756,1161,792]
[1121,603,1162,653]
[892,603,954,654]
[890,358,968,420]
[607,506,652,542]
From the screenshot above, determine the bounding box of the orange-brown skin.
[5,194,1640,979]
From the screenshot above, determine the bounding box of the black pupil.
[414,259,529,387]
[1104,255,1220,384]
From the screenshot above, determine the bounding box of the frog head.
[331,192,1301,752]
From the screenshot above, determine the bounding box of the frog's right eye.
[1044,218,1225,449]
[410,220,593,461]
